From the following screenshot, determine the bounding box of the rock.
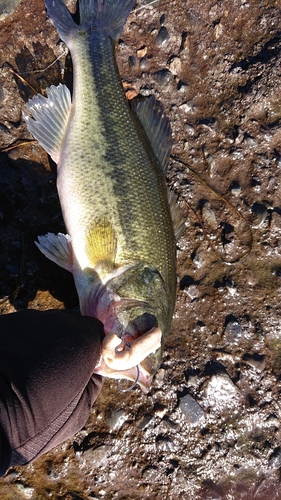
[0,0,21,20]
[156,26,170,47]
[192,248,206,268]
[276,154,281,168]
[142,465,159,481]
[224,318,243,344]
[137,414,153,430]
[15,483,34,499]
[150,27,158,36]
[139,86,151,96]
[156,435,175,451]
[242,353,266,372]
[208,3,219,18]
[186,372,200,387]
[168,55,182,75]
[244,133,256,147]
[230,180,241,196]
[118,39,127,49]
[180,30,190,54]
[245,269,259,286]
[224,278,237,296]
[105,408,127,429]
[137,45,147,58]
[179,101,194,113]
[128,55,137,68]
[271,211,281,230]
[202,146,215,171]
[0,122,10,137]
[178,80,189,93]
[83,445,112,465]
[153,367,165,386]
[64,0,77,13]
[0,84,4,103]
[2,470,19,482]
[179,394,205,423]
[139,57,150,71]
[184,123,195,135]
[125,88,138,100]
[250,202,267,228]
[205,373,240,409]
[163,417,179,430]
[268,447,281,470]
[154,402,168,418]
[251,175,261,192]
[184,284,199,299]
[154,68,173,89]
[47,465,61,481]
[201,201,217,228]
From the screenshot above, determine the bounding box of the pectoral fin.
[36,232,73,271]
[85,217,117,273]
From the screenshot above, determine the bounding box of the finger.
[101,327,162,370]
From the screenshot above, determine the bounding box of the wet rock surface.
[0,0,281,498]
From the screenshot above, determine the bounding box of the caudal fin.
[79,0,135,39]
[44,0,135,42]
[44,0,78,43]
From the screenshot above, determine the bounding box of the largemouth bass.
[23,0,184,391]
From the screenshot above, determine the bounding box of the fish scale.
[23,0,184,391]
[61,30,175,282]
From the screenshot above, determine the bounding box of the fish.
[22,0,184,392]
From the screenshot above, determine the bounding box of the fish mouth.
[93,327,162,392]
[93,360,153,393]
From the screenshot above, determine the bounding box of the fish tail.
[79,0,136,39]
[44,0,78,44]
[44,0,135,42]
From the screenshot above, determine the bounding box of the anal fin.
[131,95,173,176]
[167,190,185,241]
[132,96,185,240]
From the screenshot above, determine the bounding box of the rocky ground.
[0,0,281,498]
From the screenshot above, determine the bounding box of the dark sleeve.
[0,309,105,475]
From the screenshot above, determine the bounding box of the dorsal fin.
[22,83,71,164]
[167,190,185,241]
[132,96,172,176]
